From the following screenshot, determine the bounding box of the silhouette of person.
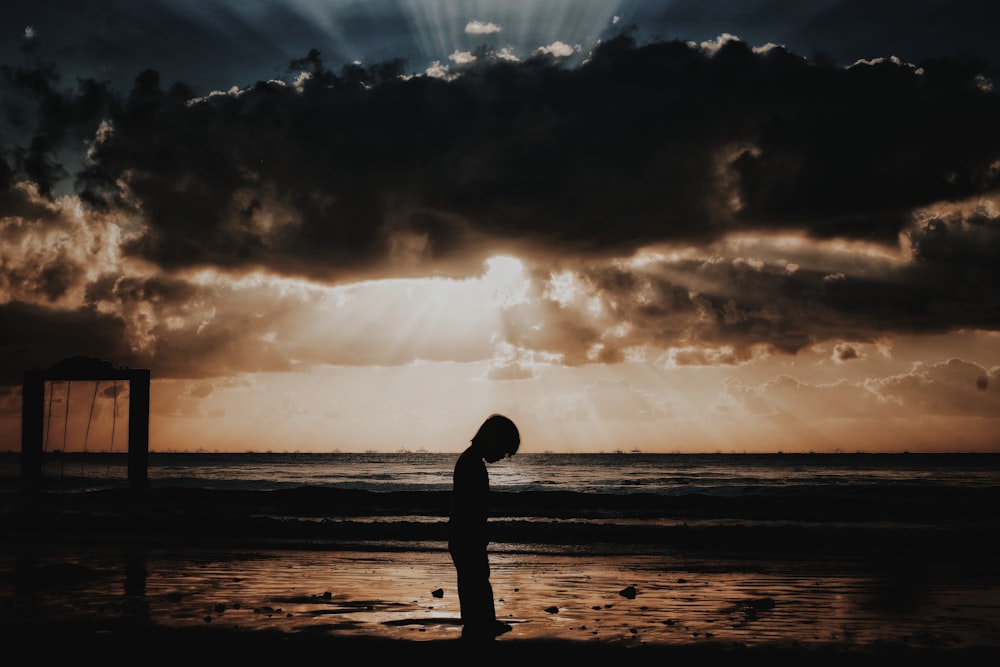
[448,413,520,641]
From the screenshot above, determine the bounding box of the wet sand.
[3,541,999,663]
[3,483,1000,662]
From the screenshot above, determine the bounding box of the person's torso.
[449,449,489,542]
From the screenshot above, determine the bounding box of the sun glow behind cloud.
[175,255,535,371]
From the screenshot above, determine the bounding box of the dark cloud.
[502,200,1000,363]
[732,54,1000,241]
[1,60,115,197]
[1,226,85,303]
[833,343,862,362]
[902,212,1000,328]
[0,301,144,384]
[39,37,992,282]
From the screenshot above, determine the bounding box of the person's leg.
[450,543,499,640]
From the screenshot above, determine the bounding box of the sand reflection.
[3,545,999,651]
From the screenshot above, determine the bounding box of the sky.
[1,0,999,455]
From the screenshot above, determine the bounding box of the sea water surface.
[4,451,1000,649]
[4,451,999,495]
[4,451,999,557]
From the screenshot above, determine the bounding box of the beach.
[3,470,1000,663]
[6,542,999,664]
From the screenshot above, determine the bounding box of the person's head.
[472,414,520,463]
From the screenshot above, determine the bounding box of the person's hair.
[472,413,520,455]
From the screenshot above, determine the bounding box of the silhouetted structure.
[21,356,150,487]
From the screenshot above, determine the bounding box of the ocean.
[3,451,999,560]
[4,451,999,495]
[3,451,1000,649]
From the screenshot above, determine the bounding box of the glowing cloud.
[466,20,502,35]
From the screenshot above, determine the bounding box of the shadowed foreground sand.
[7,623,999,666]
[3,480,1000,663]
[3,542,1000,664]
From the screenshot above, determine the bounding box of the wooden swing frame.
[21,356,150,487]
